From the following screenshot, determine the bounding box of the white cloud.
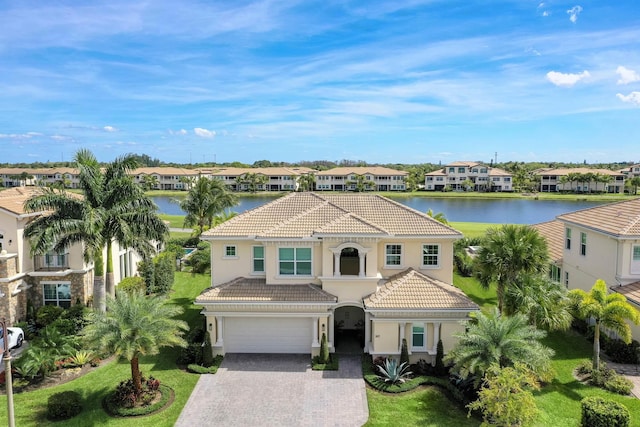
[567,5,582,23]
[169,128,188,135]
[616,91,640,105]
[194,127,216,138]
[103,125,117,132]
[51,135,71,141]
[542,11,550,17]
[546,70,590,87]
[616,66,640,85]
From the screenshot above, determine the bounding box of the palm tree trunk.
[131,355,143,396]
[593,321,600,370]
[497,283,504,313]
[93,249,106,312]
[106,241,116,298]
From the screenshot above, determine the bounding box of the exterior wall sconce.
[208,323,213,331]
[321,323,325,332]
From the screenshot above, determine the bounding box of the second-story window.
[252,246,265,273]
[580,232,587,256]
[224,245,237,258]
[279,247,312,275]
[385,244,402,267]
[565,228,571,250]
[422,244,440,268]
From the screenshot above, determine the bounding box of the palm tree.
[346,174,374,192]
[475,224,548,312]
[24,149,169,312]
[426,208,449,225]
[445,308,554,382]
[626,176,640,195]
[505,275,573,331]
[180,176,237,235]
[140,175,159,191]
[569,279,640,370]
[297,173,316,191]
[82,291,188,395]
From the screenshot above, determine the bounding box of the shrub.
[604,375,633,395]
[46,391,83,421]
[604,338,640,364]
[576,359,593,376]
[104,384,172,417]
[434,339,445,376]
[590,366,616,387]
[14,346,59,379]
[413,359,433,376]
[319,332,329,364]
[68,350,95,367]
[118,276,147,295]
[202,330,214,367]
[151,252,175,294]
[377,358,412,385]
[36,305,64,327]
[372,356,387,367]
[581,396,630,427]
[400,338,409,366]
[312,354,339,371]
[187,364,219,374]
[49,317,76,336]
[59,303,89,333]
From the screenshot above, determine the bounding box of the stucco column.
[329,313,335,349]
[399,322,406,351]
[364,312,371,352]
[313,317,319,346]
[433,322,441,352]
[358,253,366,277]
[333,253,341,276]
[215,316,224,345]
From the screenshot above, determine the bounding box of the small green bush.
[604,375,633,395]
[435,339,445,376]
[319,332,329,364]
[104,384,172,417]
[36,305,64,327]
[576,359,593,376]
[46,391,83,421]
[118,276,147,295]
[604,338,640,364]
[581,396,630,427]
[312,354,339,371]
[187,364,219,374]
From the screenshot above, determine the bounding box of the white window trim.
[411,323,427,352]
[251,245,265,275]
[565,228,572,250]
[384,243,404,269]
[277,247,313,277]
[580,232,587,256]
[223,245,238,259]
[421,243,441,269]
[631,245,640,274]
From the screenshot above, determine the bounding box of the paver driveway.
[175,353,368,427]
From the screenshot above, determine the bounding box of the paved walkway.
[607,361,640,398]
[175,353,369,427]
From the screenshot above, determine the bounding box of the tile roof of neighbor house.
[132,167,200,175]
[534,167,624,177]
[0,187,83,216]
[204,167,315,176]
[364,268,478,310]
[201,192,462,239]
[488,168,512,176]
[196,277,337,303]
[315,167,407,176]
[556,198,640,238]
[444,161,481,167]
[425,169,447,176]
[612,281,640,307]
[531,220,565,263]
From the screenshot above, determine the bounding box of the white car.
[0,327,24,352]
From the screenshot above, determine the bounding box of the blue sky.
[1,0,639,165]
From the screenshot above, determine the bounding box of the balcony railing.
[34,253,70,271]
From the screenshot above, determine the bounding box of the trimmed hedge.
[187,364,219,374]
[581,396,629,427]
[46,391,83,421]
[312,354,339,371]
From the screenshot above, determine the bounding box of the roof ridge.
[371,194,461,234]
[263,197,331,233]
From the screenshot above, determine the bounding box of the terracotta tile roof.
[488,168,512,176]
[196,277,337,303]
[315,167,407,176]
[534,167,624,177]
[202,192,461,238]
[556,198,640,238]
[205,167,315,177]
[532,220,565,263]
[444,161,481,167]
[132,167,200,175]
[0,187,45,215]
[425,169,447,176]
[611,281,640,307]
[364,268,478,310]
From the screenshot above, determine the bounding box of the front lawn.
[0,272,210,427]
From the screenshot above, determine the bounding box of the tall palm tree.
[24,149,169,312]
[475,224,548,312]
[82,291,188,395]
[180,176,237,234]
[297,173,316,191]
[445,308,554,382]
[569,279,640,370]
[346,174,374,192]
[505,275,573,331]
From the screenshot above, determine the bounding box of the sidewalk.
[606,361,640,398]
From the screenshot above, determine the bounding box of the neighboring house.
[0,167,79,188]
[195,192,478,360]
[202,167,316,191]
[314,167,408,191]
[620,163,640,178]
[424,161,513,192]
[0,187,141,324]
[534,167,625,193]
[533,198,640,339]
[132,167,200,190]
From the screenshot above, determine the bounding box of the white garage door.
[224,317,312,353]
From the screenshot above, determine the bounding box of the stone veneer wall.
[1,253,26,324]
[26,271,93,312]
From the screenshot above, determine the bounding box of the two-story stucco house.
[195,192,478,361]
[0,187,141,324]
[533,198,640,339]
[424,161,513,192]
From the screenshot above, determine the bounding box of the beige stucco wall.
[440,322,465,352]
[378,238,454,283]
[563,225,619,291]
[371,321,399,355]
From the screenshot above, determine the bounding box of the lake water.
[152,195,607,225]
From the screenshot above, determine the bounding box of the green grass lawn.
[0,272,210,427]
[449,221,495,238]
